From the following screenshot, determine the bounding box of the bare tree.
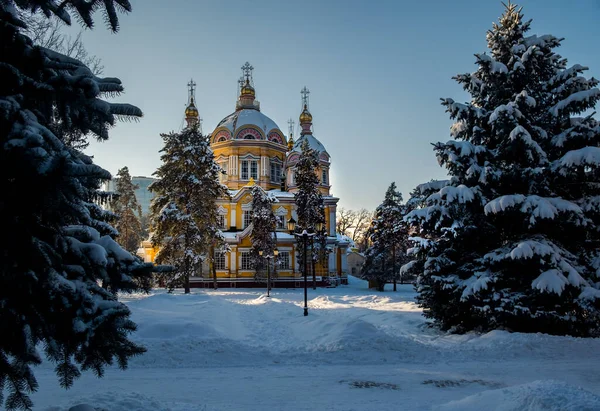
[20,12,104,75]
[335,208,373,251]
[336,207,355,236]
[352,208,372,244]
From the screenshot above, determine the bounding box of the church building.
[141,63,349,287]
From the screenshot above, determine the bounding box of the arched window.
[243,134,255,140]
[217,136,227,142]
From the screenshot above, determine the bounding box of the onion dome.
[287,134,294,151]
[185,98,199,118]
[240,79,255,97]
[299,104,312,124]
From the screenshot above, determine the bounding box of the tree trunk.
[392,245,397,292]
[381,255,386,292]
[211,245,218,290]
[184,272,190,294]
[312,258,316,290]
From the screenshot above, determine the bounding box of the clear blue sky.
[71,0,600,210]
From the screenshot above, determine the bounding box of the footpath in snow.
[34,276,600,411]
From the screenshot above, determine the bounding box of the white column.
[229,155,238,176]
[329,248,337,274]
[230,203,237,229]
[261,155,269,176]
[341,248,348,272]
[329,205,337,236]
[230,247,237,271]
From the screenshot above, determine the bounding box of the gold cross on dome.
[288,118,295,136]
[301,86,310,107]
[187,79,196,96]
[241,62,254,80]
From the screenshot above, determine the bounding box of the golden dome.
[287,135,294,151]
[185,98,199,117]
[299,104,312,123]
[241,79,255,97]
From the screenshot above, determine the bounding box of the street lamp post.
[288,217,323,316]
[259,248,279,297]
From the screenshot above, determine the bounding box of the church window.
[241,159,258,180]
[217,214,226,229]
[270,161,282,183]
[219,162,228,182]
[278,252,290,270]
[243,134,255,140]
[217,137,227,142]
[241,252,252,270]
[214,252,226,270]
[243,210,252,229]
[322,169,328,185]
[276,215,286,230]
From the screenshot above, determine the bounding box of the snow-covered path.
[33,277,600,410]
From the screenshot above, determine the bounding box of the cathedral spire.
[299,86,313,135]
[237,62,259,111]
[287,118,295,151]
[185,78,201,130]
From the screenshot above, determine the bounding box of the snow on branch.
[531,269,569,295]
[484,194,584,225]
[460,271,494,301]
[550,89,600,117]
[488,102,522,124]
[508,125,547,162]
[553,147,600,170]
[475,53,508,74]
[427,184,478,205]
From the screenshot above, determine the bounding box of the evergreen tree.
[362,182,406,291]
[294,139,326,282]
[0,1,152,409]
[150,125,228,294]
[250,185,278,287]
[406,3,600,336]
[113,166,143,253]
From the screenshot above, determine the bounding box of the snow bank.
[57,391,205,411]
[434,380,600,411]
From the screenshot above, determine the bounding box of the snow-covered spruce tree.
[0,1,153,409]
[112,166,143,253]
[150,125,228,294]
[250,185,278,286]
[399,180,450,286]
[294,139,326,280]
[362,182,406,291]
[406,3,600,336]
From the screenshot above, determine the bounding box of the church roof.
[215,108,284,140]
[292,133,328,155]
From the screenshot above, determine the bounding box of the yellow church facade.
[141,63,349,288]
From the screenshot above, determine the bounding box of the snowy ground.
[33,276,600,411]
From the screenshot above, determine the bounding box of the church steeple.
[236,62,260,111]
[185,78,201,130]
[287,118,295,151]
[299,86,313,135]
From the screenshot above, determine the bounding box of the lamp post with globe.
[258,248,279,297]
[288,217,323,316]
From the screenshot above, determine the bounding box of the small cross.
[187,79,196,96]
[288,118,295,136]
[301,86,310,106]
[241,62,254,80]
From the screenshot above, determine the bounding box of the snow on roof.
[292,133,328,155]
[216,109,283,140]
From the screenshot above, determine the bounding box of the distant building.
[347,250,366,277]
[103,176,158,216]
